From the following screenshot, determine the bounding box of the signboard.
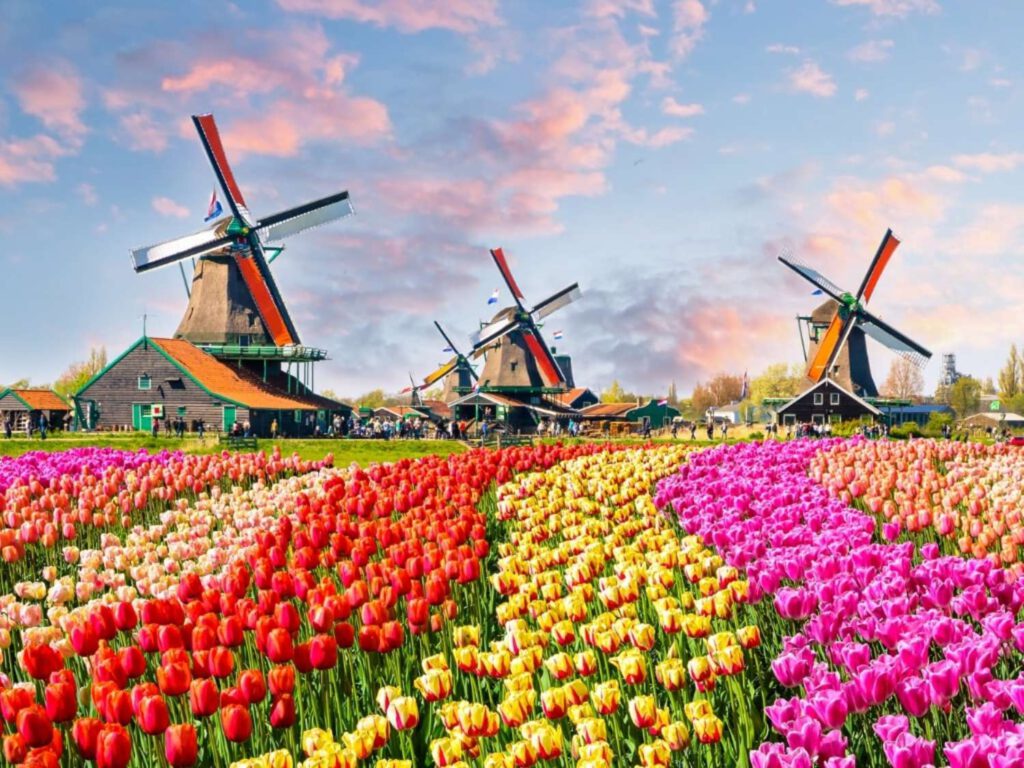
[991,400,1002,412]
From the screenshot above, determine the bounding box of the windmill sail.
[855,229,899,303]
[259,192,354,242]
[533,283,582,320]
[778,253,848,303]
[857,309,931,366]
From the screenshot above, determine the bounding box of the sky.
[1,0,1023,398]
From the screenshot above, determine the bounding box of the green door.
[223,405,236,432]
[132,404,153,431]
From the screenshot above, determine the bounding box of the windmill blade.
[130,226,233,273]
[856,309,932,366]
[532,283,582,320]
[423,358,458,388]
[434,321,464,359]
[490,248,527,308]
[193,114,253,226]
[855,228,900,304]
[257,191,354,243]
[470,316,520,351]
[231,249,299,346]
[806,313,847,382]
[521,328,565,387]
[778,253,848,303]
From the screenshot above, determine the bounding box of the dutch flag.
[487,288,499,305]
[205,190,224,223]
[553,330,564,340]
[657,398,668,406]
[442,346,454,353]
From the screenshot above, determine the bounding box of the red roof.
[580,402,635,418]
[551,387,591,406]
[151,338,341,411]
[6,389,70,411]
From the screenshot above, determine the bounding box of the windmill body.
[779,228,931,400]
[419,321,478,404]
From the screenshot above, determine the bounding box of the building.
[548,387,600,410]
[960,412,1024,431]
[878,403,954,427]
[775,379,881,426]
[579,400,681,429]
[74,337,350,436]
[0,389,71,432]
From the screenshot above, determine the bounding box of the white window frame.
[813,392,824,405]
[830,392,841,405]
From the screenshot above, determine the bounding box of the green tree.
[4,378,31,389]
[355,389,388,409]
[998,344,1021,399]
[666,380,679,407]
[54,347,107,397]
[948,376,982,418]
[748,363,804,404]
[600,380,633,403]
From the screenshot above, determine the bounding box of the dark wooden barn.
[74,336,351,436]
[775,378,881,427]
[0,389,71,432]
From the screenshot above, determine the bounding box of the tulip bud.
[164,723,198,767]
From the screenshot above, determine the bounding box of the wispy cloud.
[766,43,800,55]
[11,61,87,145]
[830,0,939,17]
[848,39,894,63]
[275,0,501,34]
[152,196,189,218]
[670,0,709,59]
[952,152,1024,173]
[788,60,837,98]
[661,97,705,117]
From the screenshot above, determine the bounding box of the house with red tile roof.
[0,389,71,432]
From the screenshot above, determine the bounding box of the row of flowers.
[656,439,1024,767]
[0,443,624,767]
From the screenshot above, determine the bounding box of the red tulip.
[137,696,169,735]
[71,718,102,760]
[265,628,293,663]
[218,616,244,648]
[268,665,295,697]
[102,690,132,726]
[93,658,127,689]
[69,623,99,657]
[16,705,53,749]
[220,704,252,743]
[294,641,313,674]
[137,624,159,653]
[190,624,216,652]
[219,686,247,709]
[156,625,183,652]
[22,644,62,680]
[164,723,198,768]
[118,646,146,679]
[335,622,355,649]
[239,669,266,705]
[3,733,27,765]
[208,646,235,679]
[358,625,382,653]
[269,694,296,729]
[90,605,117,641]
[274,602,300,634]
[24,750,59,768]
[157,662,191,697]
[1,687,34,723]
[43,682,76,723]
[189,679,219,719]
[130,683,159,716]
[407,598,429,625]
[112,602,137,631]
[310,634,338,670]
[381,620,405,651]
[96,724,131,768]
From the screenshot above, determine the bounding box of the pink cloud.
[671,0,709,59]
[11,62,87,143]
[151,196,189,218]
[118,112,168,152]
[0,135,68,187]
[949,204,1024,257]
[952,152,1024,173]
[661,97,704,117]
[847,39,894,63]
[76,183,98,206]
[788,60,837,98]
[830,0,939,16]
[275,0,500,34]
[585,0,656,19]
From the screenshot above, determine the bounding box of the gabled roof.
[550,387,594,407]
[776,378,882,416]
[0,389,70,411]
[450,390,578,417]
[580,402,636,418]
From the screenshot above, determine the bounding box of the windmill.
[130,113,353,350]
[778,228,931,397]
[421,321,478,402]
[470,248,581,392]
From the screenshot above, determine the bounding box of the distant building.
[775,379,881,426]
[0,389,71,432]
[939,353,962,388]
[878,403,954,427]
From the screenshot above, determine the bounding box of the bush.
[890,422,923,440]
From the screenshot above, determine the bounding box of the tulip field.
[2,439,1024,767]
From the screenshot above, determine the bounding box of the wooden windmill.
[779,229,931,397]
[470,248,581,392]
[131,114,353,352]
[421,321,478,403]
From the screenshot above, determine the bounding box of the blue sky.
[1,0,1022,397]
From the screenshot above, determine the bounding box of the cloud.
[990,77,1012,88]
[855,88,870,101]
[830,0,939,17]
[952,152,1024,173]
[76,183,98,206]
[151,196,189,218]
[670,0,709,59]
[11,62,87,144]
[117,112,168,152]
[0,135,69,187]
[661,97,705,117]
[585,0,656,19]
[766,43,799,55]
[949,204,1024,257]
[788,60,837,98]
[732,93,751,104]
[274,0,500,34]
[875,121,895,136]
[848,39,894,63]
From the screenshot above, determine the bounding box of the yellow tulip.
[544,652,574,680]
[509,738,538,768]
[684,699,714,721]
[455,701,490,737]
[575,717,607,744]
[453,645,479,673]
[479,650,511,678]
[627,623,655,651]
[453,625,480,648]
[737,624,762,649]
[414,668,453,702]
[528,722,563,759]
[654,658,686,692]
[577,740,615,763]
[574,649,598,677]
[484,754,514,768]
[550,619,575,646]
[437,702,460,730]
[302,729,334,758]
[374,762,412,768]
[504,672,535,693]
[498,691,535,728]
[355,715,388,750]
[693,715,724,744]
[610,649,647,685]
[628,695,657,729]
[429,737,463,766]
[421,653,449,672]
[386,696,419,731]
[590,680,621,715]
[376,685,401,714]
[540,686,567,719]
[638,740,672,767]
[341,729,375,760]
[662,721,691,751]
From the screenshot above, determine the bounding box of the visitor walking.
[3,417,11,439]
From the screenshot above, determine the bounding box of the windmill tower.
[130,113,353,391]
[420,321,478,403]
[779,229,931,397]
[470,248,581,393]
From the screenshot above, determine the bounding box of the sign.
[991,400,1002,412]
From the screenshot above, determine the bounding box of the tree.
[881,357,924,401]
[691,374,743,415]
[666,381,678,407]
[601,380,633,403]
[998,344,1022,399]
[54,347,107,397]
[355,389,388,409]
[982,376,997,395]
[4,378,30,389]
[948,376,982,418]
[748,363,805,404]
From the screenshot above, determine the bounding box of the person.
[481,420,489,439]
[689,422,697,440]
[197,418,205,438]
[152,418,159,438]
[641,416,651,439]
[3,417,10,439]
[37,413,47,440]
[706,421,713,440]
[270,418,278,439]
[671,420,679,439]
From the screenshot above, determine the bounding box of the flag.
[399,386,412,394]
[487,288,499,305]
[553,330,564,340]
[657,398,668,406]
[811,288,823,296]
[204,190,223,222]
[442,346,454,353]
[739,371,750,401]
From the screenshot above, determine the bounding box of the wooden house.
[547,387,599,410]
[774,378,880,427]
[74,336,351,436]
[0,389,71,432]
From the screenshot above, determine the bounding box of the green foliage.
[948,376,982,418]
[748,362,805,404]
[924,411,954,436]
[4,378,31,390]
[600,380,640,403]
[890,422,923,440]
[54,347,108,397]
[998,344,1022,399]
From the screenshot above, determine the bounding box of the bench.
[220,435,258,451]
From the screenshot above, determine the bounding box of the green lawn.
[0,432,465,465]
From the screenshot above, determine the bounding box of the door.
[132,404,153,431]
[223,405,237,432]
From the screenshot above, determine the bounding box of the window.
[830,392,841,405]
[783,414,797,425]
[813,392,824,405]
[168,378,185,390]
[177,406,187,417]
[830,414,842,424]
[137,375,151,391]
[811,414,825,424]
[238,335,251,347]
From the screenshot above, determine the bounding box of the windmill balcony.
[197,343,328,363]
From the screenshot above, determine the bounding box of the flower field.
[1,438,1024,767]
